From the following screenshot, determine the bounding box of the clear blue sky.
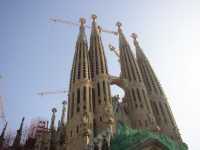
[0,0,200,149]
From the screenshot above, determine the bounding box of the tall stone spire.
[49,107,57,150]
[66,18,93,150]
[13,117,25,148]
[0,122,7,148]
[61,100,67,126]
[58,101,67,147]
[116,22,157,130]
[89,15,114,136]
[132,33,182,141]
[50,108,57,131]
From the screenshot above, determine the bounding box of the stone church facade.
[0,15,188,150]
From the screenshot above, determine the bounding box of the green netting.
[111,123,188,150]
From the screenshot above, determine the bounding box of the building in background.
[28,118,48,139]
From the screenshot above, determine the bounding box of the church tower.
[0,122,7,148]
[89,15,114,136]
[116,22,157,130]
[49,108,57,150]
[66,18,93,150]
[12,117,25,149]
[132,33,182,142]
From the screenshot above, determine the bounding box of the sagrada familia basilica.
[0,15,188,150]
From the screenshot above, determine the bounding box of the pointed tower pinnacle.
[132,33,182,142]
[89,14,114,137]
[116,22,129,47]
[116,23,157,130]
[49,108,57,150]
[0,122,7,139]
[50,108,57,131]
[61,100,67,126]
[58,101,67,146]
[0,122,7,148]
[131,33,147,61]
[13,117,25,148]
[66,17,93,150]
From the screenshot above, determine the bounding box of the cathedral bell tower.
[12,117,25,149]
[132,33,182,142]
[66,18,93,150]
[116,22,157,130]
[88,15,114,137]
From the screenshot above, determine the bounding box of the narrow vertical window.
[165,104,175,126]
[77,88,80,104]
[89,50,94,79]
[77,88,81,112]
[142,89,149,111]
[76,126,79,133]
[124,51,132,81]
[97,82,100,97]
[131,89,136,101]
[142,64,152,91]
[92,88,96,111]
[159,102,167,123]
[70,130,72,137]
[95,39,99,75]
[78,49,82,79]
[145,120,148,127]
[107,82,112,103]
[100,116,103,121]
[83,49,86,78]
[71,93,74,118]
[83,86,86,102]
[99,48,104,73]
[136,88,142,102]
[73,48,78,82]
[93,119,97,137]
[139,120,142,127]
[102,50,108,74]
[89,87,92,112]
[103,81,107,103]
[151,101,157,116]
[146,66,157,93]
[127,49,137,81]
[154,101,159,115]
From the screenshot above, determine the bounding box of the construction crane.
[42,17,117,96]
[43,16,117,96]
[49,17,118,35]
[37,90,67,96]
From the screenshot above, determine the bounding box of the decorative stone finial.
[97,25,102,33]
[91,14,97,21]
[52,107,57,113]
[62,100,67,105]
[80,17,86,26]
[131,33,140,47]
[108,44,116,51]
[116,21,122,29]
[156,125,161,132]
[131,33,138,40]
